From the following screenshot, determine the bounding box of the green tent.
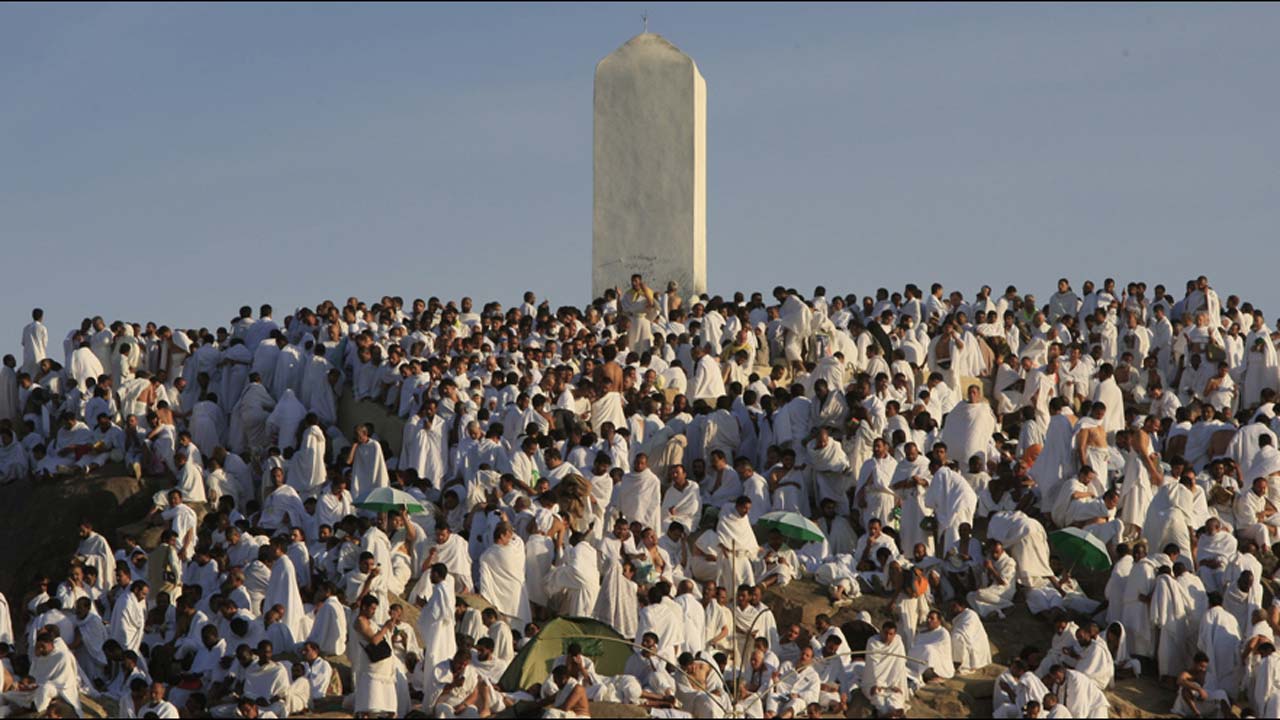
[499,616,633,692]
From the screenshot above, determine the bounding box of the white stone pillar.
[593,33,707,299]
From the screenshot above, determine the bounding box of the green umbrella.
[758,511,825,545]
[1048,527,1111,572]
[356,487,427,514]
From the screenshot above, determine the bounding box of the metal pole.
[730,538,738,707]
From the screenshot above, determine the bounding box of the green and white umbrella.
[758,511,825,545]
[356,487,427,515]
[1048,527,1111,572]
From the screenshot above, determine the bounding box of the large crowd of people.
[0,273,1278,718]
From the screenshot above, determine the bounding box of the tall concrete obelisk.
[593,33,706,299]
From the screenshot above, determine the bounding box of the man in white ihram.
[862,620,910,715]
[1,631,82,716]
[908,610,955,683]
[477,522,531,633]
[613,453,662,536]
[21,308,49,375]
[715,496,758,590]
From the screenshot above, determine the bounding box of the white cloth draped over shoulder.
[714,505,759,589]
[1149,572,1192,677]
[924,467,977,550]
[478,537,531,632]
[548,542,601,617]
[265,554,307,642]
[908,627,954,681]
[594,560,639,640]
[414,577,456,672]
[939,400,997,466]
[987,511,1053,585]
[76,531,115,593]
[949,608,992,673]
[1073,637,1114,691]
[1242,331,1280,407]
[188,401,226,458]
[68,346,104,391]
[350,439,390,502]
[266,389,306,452]
[400,413,447,487]
[1197,605,1241,695]
[862,633,909,712]
[779,295,814,363]
[591,392,627,435]
[613,468,662,533]
[288,424,327,498]
[232,382,276,455]
[661,482,700,534]
[1030,413,1076,511]
[807,438,852,512]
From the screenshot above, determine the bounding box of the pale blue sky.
[3,3,1278,352]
